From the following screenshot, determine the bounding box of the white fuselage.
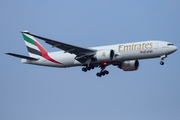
[21,40,177,67]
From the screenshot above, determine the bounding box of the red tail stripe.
[34,40,48,55]
[42,53,62,64]
[33,40,62,64]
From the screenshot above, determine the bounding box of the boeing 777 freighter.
[6,31,178,77]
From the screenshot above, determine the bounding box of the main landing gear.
[82,65,109,77]
[96,66,109,77]
[82,65,94,72]
[96,70,109,77]
[160,55,167,65]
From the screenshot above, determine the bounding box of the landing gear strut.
[96,66,109,77]
[160,55,167,65]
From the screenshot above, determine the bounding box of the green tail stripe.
[22,33,36,46]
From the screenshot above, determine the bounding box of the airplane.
[6,31,178,77]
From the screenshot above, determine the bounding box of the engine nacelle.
[120,60,139,71]
[94,49,115,62]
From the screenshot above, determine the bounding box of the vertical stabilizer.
[21,31,48,58]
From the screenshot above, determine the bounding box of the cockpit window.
[167,43,174,46]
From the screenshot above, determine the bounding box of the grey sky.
[1,0,180,120]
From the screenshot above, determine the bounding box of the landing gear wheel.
[160,55,166,65]
[101,72,105,76]
[96,70,109,77]
[96,73,101,77]
[82,68,87,72]
[104,70,109,75]
[96,65,109,77]
[87,67,91,70]
[160,61,164,65]
[91,66,95,69]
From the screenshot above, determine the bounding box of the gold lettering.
[149,43,153,48]
[134,44,137,50]
[137,44,141,50]
[124,45,129,51]
[132,44,134,50]
[119,45,124,52]
[119,43,153,52]
[145,43,150,49]
[142,43,145,49]
[128,45,131,51]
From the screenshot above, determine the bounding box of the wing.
[21,31,96,64]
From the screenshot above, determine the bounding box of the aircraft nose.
[174,46,178,51]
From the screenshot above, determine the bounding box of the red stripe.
[33,40,62,64]
[42,53,62,64]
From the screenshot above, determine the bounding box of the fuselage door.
[154,42,159,49]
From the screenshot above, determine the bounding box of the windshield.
[167,43,174,46]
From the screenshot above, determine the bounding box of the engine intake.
[119,60,139,71]
[94,49,114,62]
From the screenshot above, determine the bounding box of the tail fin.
[21,31,48,58]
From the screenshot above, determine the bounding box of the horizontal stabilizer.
[5,53,39,60]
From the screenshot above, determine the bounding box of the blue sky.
[0,0,180,120]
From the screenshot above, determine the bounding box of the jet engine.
[94,49,115,61]
[119,60,139,71]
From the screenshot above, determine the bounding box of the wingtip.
[21,30,30,34]
[5,53,10,55]
[5,53,15,56]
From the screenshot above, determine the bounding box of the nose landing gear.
[160,61,164,65]
[160,55,167,65]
